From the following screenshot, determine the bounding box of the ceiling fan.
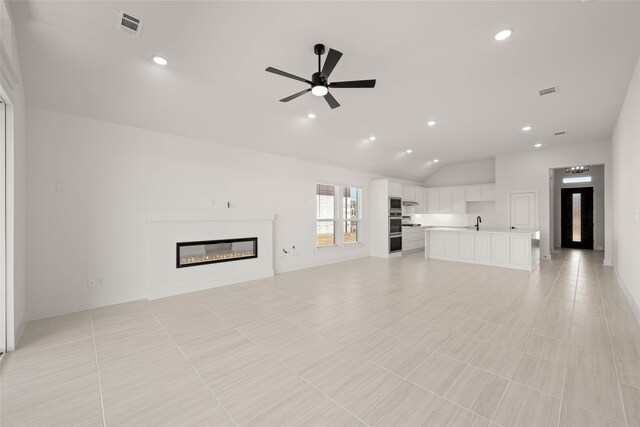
[265,44,376,109]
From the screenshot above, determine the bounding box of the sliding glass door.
[0,98,5,354]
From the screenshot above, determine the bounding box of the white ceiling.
[9,1,640,181]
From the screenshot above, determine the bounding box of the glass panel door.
[0,98,5,354]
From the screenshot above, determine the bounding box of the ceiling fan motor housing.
[311,72,328,88]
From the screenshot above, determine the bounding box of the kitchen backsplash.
[412,213,495,227]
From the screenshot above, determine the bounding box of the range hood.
[403,200,420,206]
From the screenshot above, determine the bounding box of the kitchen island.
[424,227,540,272]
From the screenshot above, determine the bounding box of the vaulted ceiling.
[9,1,640,181]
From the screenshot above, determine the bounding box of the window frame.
[316,183,363,248]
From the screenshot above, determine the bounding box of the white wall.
[424,158,495,187]
[1,0,27,350]
[552,165,605,250]
[611,55,640,318]
[494,141,612,263]
[26,107,386,320]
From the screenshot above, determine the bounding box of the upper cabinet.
[465,185,482,202]
[451,187,465,213]
[421,183,496,214]
[401,185,429,214]
[427,188,440,214]
[402,185,417,202]
[439,188,452,214]
[438,187,464,214]
[481,184,495,201]
[415,188,427,214]
[389,182,403,197]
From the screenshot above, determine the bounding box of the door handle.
[511,226,516,229]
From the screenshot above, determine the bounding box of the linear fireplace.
[176,237,258,268]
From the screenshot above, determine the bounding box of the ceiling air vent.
[539,86,558,96]
[118,11,143,37]
[554,131,567,136]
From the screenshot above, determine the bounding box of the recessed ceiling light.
[307,113,316,119]
[534,143,542,148]
[433,159,439,163]
[369,136,376,141]
[494,29,513,41]
[406,149,413,154]
[522,126,532,132]
[152,56,168,65]
[427,120,437,127]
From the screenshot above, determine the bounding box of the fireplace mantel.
[147,211,274,299]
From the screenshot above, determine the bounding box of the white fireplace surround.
[147,211,274,299]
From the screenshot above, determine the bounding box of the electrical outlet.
[97,278,104,287]
[87,278,96,288]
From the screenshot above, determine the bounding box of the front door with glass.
[561,187,594,249]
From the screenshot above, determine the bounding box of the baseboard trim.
[147,269,274,300]
[614,267,640,327]
[27,289,148,322]
[275,253,368,274]
[9,322,26,352]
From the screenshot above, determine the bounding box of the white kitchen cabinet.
[415,188,427,213]
[389,182,403,197]
[444,232,459,257]
[482,184,496,201]
[439,188,452,214]
[475,234,491,262]
[451,187,465,213]
[403,185,417,202]
[510,235,530,266]
[465,185,482,202]
[426,229,538,271]
[430,231,445,256]
[491,235,510,264]
[402,227,426,252]
[427,189,440,214]
[459,233,475,260]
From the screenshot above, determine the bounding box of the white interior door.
[0,98,5,355]
[510,192,536,231]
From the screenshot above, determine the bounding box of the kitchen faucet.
[476,216,482,231]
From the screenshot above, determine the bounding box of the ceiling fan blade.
[279,88,311,102]
[265,67,312,84]
[321,48,343,78]
[330,79,376,88]
[324,92,340,109]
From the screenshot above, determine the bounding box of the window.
[342,187,361,244]
[563,176,592,184]
[316,184,336,247]
[316,184,362,247]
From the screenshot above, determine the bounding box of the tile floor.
[1,249,640,426]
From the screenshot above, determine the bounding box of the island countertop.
[424,226,540,239]
[424,227,540,272]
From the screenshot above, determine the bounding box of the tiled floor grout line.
[145,307,240,427]
[280,309,495,425]
[554,253,575,427]
[595,257,630,426]
[223,287,497,425]
[262,268,590,425]
[203,305,372,427]
[89,315,108,427]
[490,252,567,426]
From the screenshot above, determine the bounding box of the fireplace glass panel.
[177,237,258,268]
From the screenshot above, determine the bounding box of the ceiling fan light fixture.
[311,85,328,97]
